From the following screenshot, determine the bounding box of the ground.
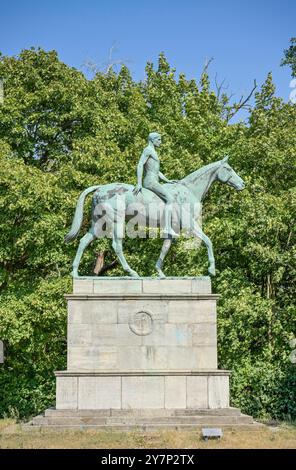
[0,420,296,449]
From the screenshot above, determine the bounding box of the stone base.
[66,278,218,372]
[26,407,262,431]
[55,370,230,410]
[26,278,260,429]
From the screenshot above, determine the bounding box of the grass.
[0,420,296,448]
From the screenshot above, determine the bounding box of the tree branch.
[226,79,257,121]
[93,250,118,275]
[214,73,229,99]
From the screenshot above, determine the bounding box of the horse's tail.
[64,185,100,243]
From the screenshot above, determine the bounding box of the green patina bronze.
[133,132,179,237]
[65,133,245,278]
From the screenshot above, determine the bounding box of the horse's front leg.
[192,221,215,276]
[155,238,173,278]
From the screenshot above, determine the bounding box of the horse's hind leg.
[112,235,140,278]
[72,230,95,277]
[155,238,172,278]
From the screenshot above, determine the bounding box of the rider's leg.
[163,197,179,237]
[147,182,178,237]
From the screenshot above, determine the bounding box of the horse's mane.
[181,160,221,185]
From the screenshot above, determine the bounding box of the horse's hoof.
[129,270,140,278]
[208,266,216,276]
[156,268,166,279]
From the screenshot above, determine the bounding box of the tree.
[281,37,296,77]
[0,47,295,419]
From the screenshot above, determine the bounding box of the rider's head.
[148,132,161,147]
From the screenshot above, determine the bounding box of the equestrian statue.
[64,132,245,278]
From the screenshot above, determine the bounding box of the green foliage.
[0,48,295,419]
[281,37,296,77]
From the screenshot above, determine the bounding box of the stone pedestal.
[55,277,230,411]
[23,277,259,431]
[26,277,261,429]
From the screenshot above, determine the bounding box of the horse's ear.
[222,155,229,163]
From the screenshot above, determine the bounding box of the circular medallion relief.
[129,311,153,336]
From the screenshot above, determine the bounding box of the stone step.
[33,414,253,427]
[24,422,263,432]
[45,408,111,418]
[174,407,241,417]
[44,407,242,418]
[106,415,254,425]
[27,407,262,431]
[33,416,106,426]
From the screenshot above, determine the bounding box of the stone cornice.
[65,293,220,300]
[55,369,230,377]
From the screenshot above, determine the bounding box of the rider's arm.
[136,152,149,186]
[133,151,149,194]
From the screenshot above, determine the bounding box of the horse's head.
[216,156,245,190]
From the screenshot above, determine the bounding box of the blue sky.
[0,0,295,120]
